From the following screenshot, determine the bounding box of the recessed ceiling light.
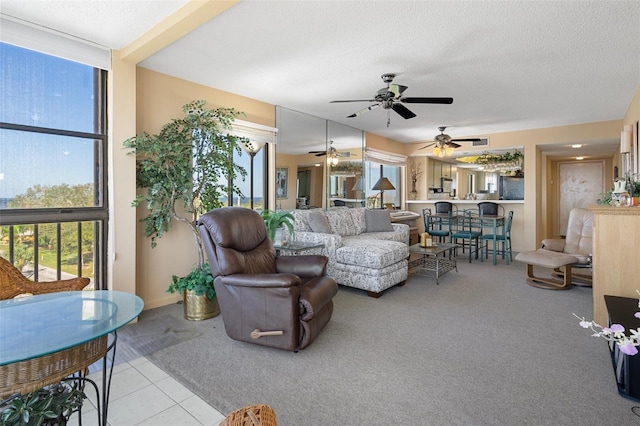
[576,156,584,160]
[314,163,321,167]
[571,144,582,148]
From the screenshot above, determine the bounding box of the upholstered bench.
[515,207,593,290]
[514,249,578,290]
[332,238,409,297]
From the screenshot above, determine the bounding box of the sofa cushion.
[336,239,408,269]
[325,208,357,237]
[307,210,332,233]
[365,209,393,232]
[291,209,312,232]
[349,208,367,235]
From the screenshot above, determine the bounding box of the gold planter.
[183,290,220,321]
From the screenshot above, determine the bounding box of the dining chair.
[481,210,514,264]
[422,202,457,243]
[477,201,504,217]
[449,209,483,263]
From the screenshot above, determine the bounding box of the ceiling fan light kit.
[330,73,453,126]
[420,126,482,156]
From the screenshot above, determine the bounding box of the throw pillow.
[365,209,393,232]
[307,211,332,234]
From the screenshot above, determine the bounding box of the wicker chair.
[220,404,277,426]
[0,257,90,300]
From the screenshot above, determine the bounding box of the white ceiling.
[2,0,639,158]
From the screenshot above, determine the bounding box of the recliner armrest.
[541,238,566,252]
[299,276,338,321]
[218,273,300,288]
[276,255,328,278]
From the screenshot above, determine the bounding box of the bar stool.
[481,210,513,264]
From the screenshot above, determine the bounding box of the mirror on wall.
[275,106,365,209]
[424,148,524,200]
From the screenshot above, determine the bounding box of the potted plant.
[0,382,85,426]
[260,210,295,244]
[167,263,219,320]
[123,100,247,320]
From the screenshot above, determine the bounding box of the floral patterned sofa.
[288,207,409,297]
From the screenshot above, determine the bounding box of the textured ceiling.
[2,1,639,157]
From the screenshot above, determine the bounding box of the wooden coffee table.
[409,242,459,284]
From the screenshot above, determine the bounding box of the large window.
[366,162,402,207]
[0,42,107,288]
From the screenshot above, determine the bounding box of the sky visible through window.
[0,42,95,200]
[0,42,263,205]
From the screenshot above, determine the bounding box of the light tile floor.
[68,356,226,426]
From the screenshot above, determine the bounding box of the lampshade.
[445,145,455,156]
[241,140,265,155]
[351,177,364,191]
[432,146,441,157]
[372,177,395,191]
[327,155,339,166]
[621,130,632,154]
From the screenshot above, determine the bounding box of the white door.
[558,161,604,236]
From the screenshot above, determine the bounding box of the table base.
[0,333,118,426]
[409,255,458,284]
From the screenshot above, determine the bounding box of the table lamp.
[372,177,395,209]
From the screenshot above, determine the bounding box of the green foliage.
[598,188,614,205]
[260,210,295,241]
[8,184,95,209]
[123,100,248,266]
[627,180,640,197]
[0,382,86,426]
[167,263,215,300]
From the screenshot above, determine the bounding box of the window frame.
[0,65,108,288]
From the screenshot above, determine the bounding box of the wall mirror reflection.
[275,106,364,209]
[424,148,524,200]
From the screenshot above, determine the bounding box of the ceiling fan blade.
[392,103,417,119]
[447,142,462,149]
[347,103,380,118]
[314,152,327,157]
[330,99,376,103]
[401,97,454,104]
[418,142,436,150]
[388,84,408,97]
[450,138,481,142]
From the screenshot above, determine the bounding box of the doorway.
[556,160,604,236]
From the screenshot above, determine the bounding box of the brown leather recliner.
[198,207,338,351]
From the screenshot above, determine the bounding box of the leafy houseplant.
[0,382,86,426]
[124,100,248,316]
[260,210,295,242]
[167,263,215,300]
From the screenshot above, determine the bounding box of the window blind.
[365,148,407,166]
[230,119,278,145]
[0,16,111,70]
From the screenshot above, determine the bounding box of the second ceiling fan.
[330,73,453,127]
[419,126,481,157]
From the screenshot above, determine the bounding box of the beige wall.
[108,51,137,294]
[131,68,275,309]
[111,66,638,309]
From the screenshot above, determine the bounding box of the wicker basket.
[220,404,277,426]
[0,335,108,399]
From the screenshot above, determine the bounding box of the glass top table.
[409,242,459,284]
[0,290,143,422]
[0,290,144,365]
